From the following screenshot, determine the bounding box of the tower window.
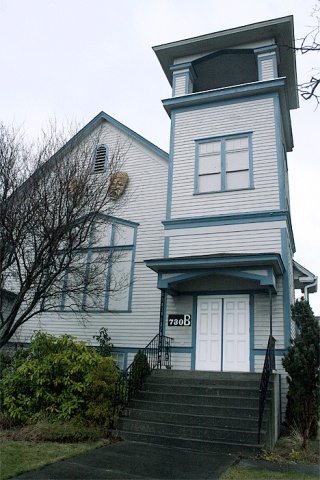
[92,144,108,173]
[196,133,253,193]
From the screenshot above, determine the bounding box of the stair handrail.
[258,334,276,443]
[112,333,173,423]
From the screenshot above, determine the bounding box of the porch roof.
[293,261,318,295]
[145,253,285,296]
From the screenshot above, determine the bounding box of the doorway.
[196,295,250,371]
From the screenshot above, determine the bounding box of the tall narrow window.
[60,217,137,313]
[92,144,108,174]
[225,137,250,190]
[196,134,252,193]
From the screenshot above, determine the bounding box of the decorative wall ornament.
[108,171,129,199]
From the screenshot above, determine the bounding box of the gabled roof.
[56,111,169,163]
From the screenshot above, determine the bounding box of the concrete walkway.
[12,441,238,479]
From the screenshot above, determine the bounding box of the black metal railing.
[112,334,172,423]
[258,335,276,443]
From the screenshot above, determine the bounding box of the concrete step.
[136,390,260,408]
[129,398,263,419]
[123,407,262,430]
[117,430,262,455]
[142,383,261,398]
[149,369,261,386]
[116,417,262,445]
[114,369,272,455]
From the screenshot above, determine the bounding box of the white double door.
[196,295,250,372]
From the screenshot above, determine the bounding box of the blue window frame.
[195,133,253,193]
[61,217,137,312]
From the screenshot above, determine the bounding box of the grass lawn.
[0,440,104,480]
[220,467,319,479]
[1,423,318,480]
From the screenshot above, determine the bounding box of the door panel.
[195,298,222,371]
[196,295,249,372]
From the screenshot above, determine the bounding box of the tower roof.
[153,16,298,109]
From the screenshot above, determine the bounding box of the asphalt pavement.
[11,441,237,479]
[11,440,320,479]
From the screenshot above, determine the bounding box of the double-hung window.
[196,133,252,193]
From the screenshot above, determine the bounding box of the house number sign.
[168,314,191,326]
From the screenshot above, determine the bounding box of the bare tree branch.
[295,2,320,104]
[0,120,131,347]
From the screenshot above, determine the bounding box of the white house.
[9,16,318,386]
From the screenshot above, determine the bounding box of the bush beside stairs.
[114,369,274,454]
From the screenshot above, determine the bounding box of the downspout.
[303,277,318,302]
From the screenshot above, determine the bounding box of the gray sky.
[1,0,319,313]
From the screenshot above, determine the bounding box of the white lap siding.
[170,97,279,219]
[254,280,285,350]
[15,121,168,349]
[164,295,193,347]
[168,223,282,258]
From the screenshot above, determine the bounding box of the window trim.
[60,216,138,313]
[194,132,253,194]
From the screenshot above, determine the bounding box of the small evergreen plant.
[282,298,320,447]
[93,327,114,357]
[130,350,151,395]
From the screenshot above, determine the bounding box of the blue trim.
[170,62,193,72]
[104,224,116,310]
[254,349,287,356]
[250,293,254,372]
[60,217,137,313]
[164,236,170,257]
[33,112,168,182]
[281,228,292,348]
[254,45,279,80]
[82,230,94,309]
[96,214,139,228]
[84,112,168,161]
[256,53,278,81]
[194,141,199,193]
[162,78,287,115]
[147,253,285,275]
[163,88,293,153]
[162,210,295,253]
[194,132,253,194]
[191,294,197,370]
[221,298,224,371]
[127,224,138,311]
[163,291,168,338]
[163,210,288,228]
[254,45,279,55]
[172,72,188,96]
[171,289,263,297]
[165,111,175,223]
[158,266,277,292]
[273,94,286,211]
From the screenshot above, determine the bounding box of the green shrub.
[282,298,320,447]
[129,350,151,395]
[0,331,120,427]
